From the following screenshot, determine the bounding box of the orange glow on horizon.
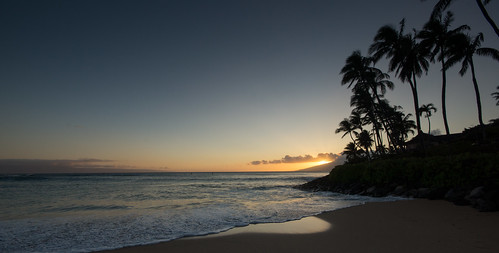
[315,160,331,165]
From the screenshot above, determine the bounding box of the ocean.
[0,172,400,252]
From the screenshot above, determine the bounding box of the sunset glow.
[316,160,332,165]
[1,1,497,173]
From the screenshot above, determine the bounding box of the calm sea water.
[0,172,399,252]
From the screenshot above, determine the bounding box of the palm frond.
[431,0,454,20]
[476,47,499,61]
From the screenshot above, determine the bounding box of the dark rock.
[373,185,394,197]
[349,183,366,195]
[406,189,418,198]
[476,189,499,212]
[392,185,406,196]
[365,186,376,195]
[445,188,469,206]
[416,188,431,198]
[475,198,497,212]
[294,176,330,191]
[426,188,448,200]
[466,186,485,200]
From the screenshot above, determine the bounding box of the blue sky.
[1,0,498,171]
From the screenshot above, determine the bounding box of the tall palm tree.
[341,51,386,152]
[446,33,499,127]
[418,11,469,135]
[369,19,430,135]
[335,118,359,145]
[425,0,499,38]
[493,86,499,105]
[419,103,437,135]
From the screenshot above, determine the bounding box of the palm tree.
[419,103,437,135]
[418,11,469,135]
[349,86,384,151]
[396,113,417,144]
[446,33,499,127]
[335,118,359,145]
[341,51,386,152]
[382,104,416,149]
[357,130,374,160]
[342,142,363,162]
[349,110,364,131]
[425,0,499,38]
[369,19,430,135]
[493,86,499,105]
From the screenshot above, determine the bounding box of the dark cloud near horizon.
[250,153,340,165]
[0,159,132,174]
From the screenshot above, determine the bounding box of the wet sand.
[99,199,499,253]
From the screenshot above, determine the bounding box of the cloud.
[250,153,341,165]
[0,159,125,174]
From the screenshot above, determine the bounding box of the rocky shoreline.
[296,175,499,212]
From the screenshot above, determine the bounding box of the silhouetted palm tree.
[341,51,386,152]
[396,113,417,144]
[349,86,384,151]
[425,0,499,38]
[383,104,416,149]
[493,86,499,105]
[342,142,363,162]
[357,130,374,160]
[491,86,499,105]
[446,33,499,127]
[369,19,430,135]
[335,118,359,145]
[418,11,469,135]
[419,103,437,134]
[349,111,364,131]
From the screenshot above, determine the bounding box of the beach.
[100,199,499,253]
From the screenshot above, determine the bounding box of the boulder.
[445,188,469,206]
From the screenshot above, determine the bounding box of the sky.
[1,0,498,172]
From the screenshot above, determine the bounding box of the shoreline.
[98,199,499,253]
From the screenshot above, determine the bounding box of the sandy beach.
[99,199,499,253]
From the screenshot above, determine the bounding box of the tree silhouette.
[446,32,499,127]
[342,142,363,162]
[418,11,469,135]
[341,51,386,152]
[425,0,499,38]
[369,19,430,135]
[357,130,374,160]
[335,118,359,146]
[493,86,499,105]
[386,105,416,149]
[419,103,438,135]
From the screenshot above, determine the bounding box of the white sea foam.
[0,173,400,252]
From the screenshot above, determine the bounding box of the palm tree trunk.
[476,0,499,38]
[409,74,422,134]
[368,101,384,154]
[470,60,484,126]
[441,59,450,135]
[427,117,431,135]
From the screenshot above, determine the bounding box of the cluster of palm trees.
[337,0,499,163]
[336,51,416,161]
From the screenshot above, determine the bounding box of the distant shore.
[99,199,499,253]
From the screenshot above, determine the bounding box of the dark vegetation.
[298,1,499,211]
[298,121,499,211]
